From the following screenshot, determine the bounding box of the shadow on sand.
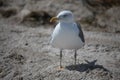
[66,60,108,72]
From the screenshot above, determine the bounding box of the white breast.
[50,22,84,49]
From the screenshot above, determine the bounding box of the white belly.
[50,23,84,49]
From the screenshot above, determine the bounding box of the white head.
[50,10,74,23]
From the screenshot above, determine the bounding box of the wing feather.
[76,23,85,43]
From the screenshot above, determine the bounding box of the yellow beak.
[50,17,58,22]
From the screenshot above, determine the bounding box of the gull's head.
[50,10,74,23]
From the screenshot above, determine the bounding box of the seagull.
[50,10,85,69]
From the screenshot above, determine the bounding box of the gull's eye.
[62,14,68,17]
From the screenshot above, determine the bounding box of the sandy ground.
[0,0,120,80]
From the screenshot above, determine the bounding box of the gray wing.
[76,23,85,43]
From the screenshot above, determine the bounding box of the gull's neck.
[59,21,74,24]
[59,21,75,28]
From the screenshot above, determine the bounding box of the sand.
[0,0,120,80]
